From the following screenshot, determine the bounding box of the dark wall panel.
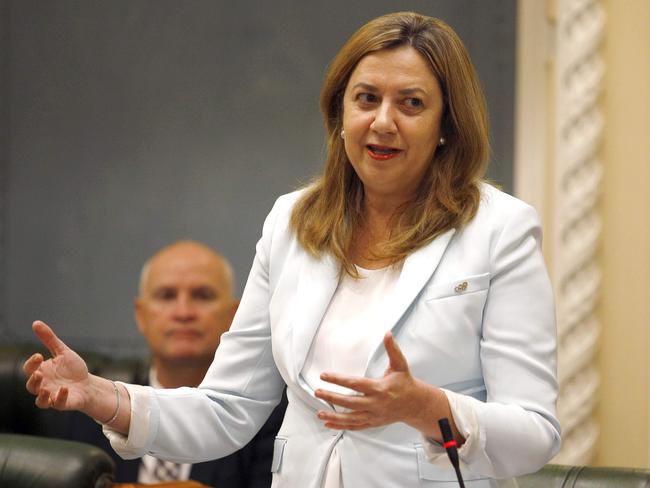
[2,0,515,355]
[1,0,10,343]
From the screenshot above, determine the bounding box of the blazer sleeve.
[105,197,287,463]
[425,202,561,478]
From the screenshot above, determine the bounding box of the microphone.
[438,417,466,488]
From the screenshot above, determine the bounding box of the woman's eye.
[404,97,423,109]
[357,93,378,104]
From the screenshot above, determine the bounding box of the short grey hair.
[138,240,234,297]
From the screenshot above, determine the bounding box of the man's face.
[135,244,236,366]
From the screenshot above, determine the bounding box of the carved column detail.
[552,0,605,465]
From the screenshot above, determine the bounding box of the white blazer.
[111,183,561,488]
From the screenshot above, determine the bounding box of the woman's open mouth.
[366,144,402,160]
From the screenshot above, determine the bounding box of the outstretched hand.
[314,332,444,433]
[23,320,92,412]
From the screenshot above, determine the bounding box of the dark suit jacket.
[64,383,287,488]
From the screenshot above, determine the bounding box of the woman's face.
[342,46,444,203]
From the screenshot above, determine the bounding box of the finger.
[52,387,69,410]
[320,373,378,395]
[23,353,44,376]
[32,321,68,357]
[315,389,370,410]
[35,388,51,409]
[317,409,372,426]
[384,332,409,372]
[26,371,43,395]
[324,422,373,431]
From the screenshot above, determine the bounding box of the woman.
[24,12,560,487]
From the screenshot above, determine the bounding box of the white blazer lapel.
[365,228,456,371]
[290,251,340,377]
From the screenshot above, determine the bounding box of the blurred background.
[0,0,647,471]
[0,0,516,352]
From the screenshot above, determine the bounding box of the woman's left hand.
[315,332,451,439]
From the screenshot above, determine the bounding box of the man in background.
[69,240,286,486]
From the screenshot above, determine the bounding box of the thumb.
[384,332,409,373]
[32,320,68,357]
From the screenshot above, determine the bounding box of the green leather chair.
[0,433,115,488]
[517,463,650,487]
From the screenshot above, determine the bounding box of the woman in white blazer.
[24,12,560,487]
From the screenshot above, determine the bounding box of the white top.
[302,264,402,488]
[302,264,403,400]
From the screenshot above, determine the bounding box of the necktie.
[151,457,182,481]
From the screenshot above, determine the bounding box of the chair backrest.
[517,463,650,487]
[0,433,115,488]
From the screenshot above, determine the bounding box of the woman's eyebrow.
[398,87,427,96]
[350,82,378,92]
[350,83,427,97]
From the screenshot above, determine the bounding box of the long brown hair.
[290,12,489,276]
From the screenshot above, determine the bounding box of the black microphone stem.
[438,417,466,488]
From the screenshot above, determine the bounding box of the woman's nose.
[370,102,397,134]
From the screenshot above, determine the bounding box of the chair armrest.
[517,463,650,487]
[0,433,115,488]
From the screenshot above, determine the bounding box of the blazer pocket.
[424,272,490,302]
[415,444,483,482]
[415,444,458,481]
[271,436,287,473]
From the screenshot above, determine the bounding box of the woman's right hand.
[24,320,132,434]
[24,320,92,412]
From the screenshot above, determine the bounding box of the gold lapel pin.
[454,281,468,293]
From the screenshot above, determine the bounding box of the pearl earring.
[438,136,446,146]
[340,130,345,139]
